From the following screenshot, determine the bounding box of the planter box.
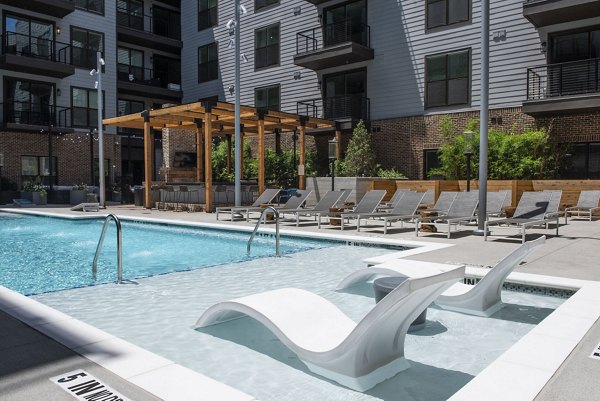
[112,192,122,203]
[20,191,34,201]
[70,189,87,205]
[32,192,47,205]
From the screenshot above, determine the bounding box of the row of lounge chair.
[215,187,600,242]
[195,236,545,391]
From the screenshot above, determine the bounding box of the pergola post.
[298,117,306,190]
[195,119,204,182]
[142,110,152,209]
[335,122,342,160]
[257,111,265,194]
[204,106,213,212]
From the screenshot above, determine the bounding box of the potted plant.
[70,182,88,205]
[111,182,122,203]
[31,177,47,205]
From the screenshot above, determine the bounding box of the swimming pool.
[0,212,355,295]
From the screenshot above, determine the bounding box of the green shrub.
[377,167,407,179]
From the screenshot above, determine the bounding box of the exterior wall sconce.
[540,42,547,53]
[56,26,61,35]
[293,6,301,16]
[57,88,61,96]
[294,71,302,80]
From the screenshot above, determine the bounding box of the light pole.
[475,0,490,235]
[91,52,105,207]
[234,0,241,206]
[328,137,338,191]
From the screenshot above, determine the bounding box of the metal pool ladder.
[92,214,123,284]
[247,206,281,257]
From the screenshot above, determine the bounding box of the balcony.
[1,101,72,132]
[523,58,600,115]
[0,0,74,18]
[117,6,182,53]
[117,64,183,101]
[297,95,370,121]
[0,33,75,78]
[300,0,329,4]
[294,20,374,70]
[523,0,600,28]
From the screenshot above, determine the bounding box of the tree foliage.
[344,120,378,177]
[430,118,562,180]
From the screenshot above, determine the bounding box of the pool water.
[34,246,566,401]
[0,213,336,295]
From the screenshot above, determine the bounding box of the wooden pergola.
[103,100,339,211]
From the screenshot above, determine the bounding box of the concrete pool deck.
[1,204,599,400]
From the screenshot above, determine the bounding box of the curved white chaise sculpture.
[195,266,465,392]
[337,236,545,317]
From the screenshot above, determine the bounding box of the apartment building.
[181,0,600,179]
[1,0,599,192]
[0,0,182,195]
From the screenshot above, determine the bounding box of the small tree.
[344,120,377,177]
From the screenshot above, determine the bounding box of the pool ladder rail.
[247,206,281,257]
[92,214,123,284]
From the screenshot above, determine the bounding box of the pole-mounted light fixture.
[328,137,338,191]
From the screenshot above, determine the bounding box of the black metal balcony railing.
[296,19,371,55]
[117,63,180,89]
[1,101,71,128]
[1,32,72,64]
[297,95,370,121]
[117,6,181,40]
[527,58,600,100]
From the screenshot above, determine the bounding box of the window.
[117,0,144,30]
[198,0,218,31]
[5,78,54,125]
[21,156,57,182]
[118,99,144,134]
[72,0,105,14]
[424,149,442,179]
[425,49,469,108]
[255,85,280,111]
[4,14,54,60]
[153,55,181,87]
[563,143,600,179]
[153,6,181,39]
[255,0,278,11]
[72,87,102,128]
[198,43,218,83]
[71,27,104,69]
[117,47,144,82]
[426,0,469,30]
[255,24,280,69]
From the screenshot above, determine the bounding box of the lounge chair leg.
[415,222,419,237]
[484,222,488,241]
[447,223,451,239]
[522,228,526,243]
[357,219,361,232]
[556,217,559,236]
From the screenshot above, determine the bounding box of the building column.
[195,119,204,182]
[204,108,213,212]
[142,111,153,209]
[257,114,265,194]
[298,118,306,190]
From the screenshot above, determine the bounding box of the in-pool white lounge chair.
[195,266,465,391]
[337,236,545,317]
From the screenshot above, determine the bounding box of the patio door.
[4,78,54,125]
[323,0,367,47]
[323,69,367,119]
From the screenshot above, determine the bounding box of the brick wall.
[0,130,121,188]
[370,107,599,179]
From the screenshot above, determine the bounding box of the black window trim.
[198,0,219,32]
[254,0,280,13]
[254,22,280,71]
[198,42,219,83]
[425,0,471,32]
[73,0,105,16]
[254,83,281,112]
[70,85,105,128]
[70,25,105,70]
[548,25,600,64]
[424,48,471,109]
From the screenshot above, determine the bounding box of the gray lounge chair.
[338,190,387,230]
[415,191,479,238]
[356,191,425,234]
[485,191,509,218]
[215,188,280,220]
[484,191,558,243]
[420,189,435,206]
[246,189,312,221]
[424,191,458,214]
[565,190,600,222]
[279,190,344,227]
[332,188,352,208]
[543,189,563,224]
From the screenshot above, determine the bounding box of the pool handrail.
[247,206,280,257]
[92,214,123,284]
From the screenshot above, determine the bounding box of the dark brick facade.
[0,131,121,189]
